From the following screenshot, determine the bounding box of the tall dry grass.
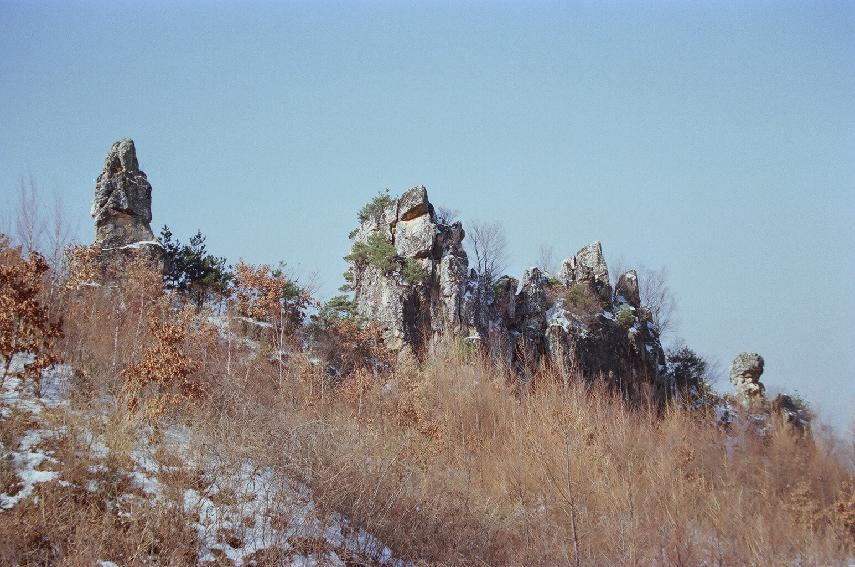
[185,334,855,566]
[2,244,854,566]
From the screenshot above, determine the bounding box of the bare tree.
[536,243,558,275]
[435,205,460,225]
[44,190,76,272]
[467,220,507,283]
[609,256,678,337]
[637,266,677,336]
[14,175,46,256]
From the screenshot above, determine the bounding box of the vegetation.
[617,306,636,326]
[313,295,358,330]
[345,222,426,286]
[563,282,602,316]
[357,188,394,223]
[0,236,62,393]
[1,230,853,566]
[345,231,397,275]
[402,258,427,285]
[159,226,232,309]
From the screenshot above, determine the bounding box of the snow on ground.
[1,355,407,566]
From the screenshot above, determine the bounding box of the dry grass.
[181,336,855,566]
[1,250,854,566]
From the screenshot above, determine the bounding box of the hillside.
[0,139,853,565]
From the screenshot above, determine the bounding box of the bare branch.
[14,175,46,256]
[466,220,507,283]
[435,206,460,225]
[536,244,558,275]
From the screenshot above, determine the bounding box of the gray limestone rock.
[729,352,766,405]
[91,139,157,250]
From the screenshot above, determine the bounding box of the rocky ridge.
[345,187,668,397]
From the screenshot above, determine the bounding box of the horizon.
[1,1,853,428]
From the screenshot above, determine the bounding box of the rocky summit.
[346,186,668,398]
[346,186,471,352]
[91,139,159,253]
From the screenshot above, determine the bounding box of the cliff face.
[346,187,668,395]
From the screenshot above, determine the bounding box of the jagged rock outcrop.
[539,244,666,395]
[347,187,668,398]
[91,139,160,255]
[347,186,471,352]
[727,352,812,436]
[729,352,766,406]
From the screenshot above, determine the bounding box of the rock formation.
[91,139,160,254]
[727,352,811,435]
[346,187,668,398]
[729,352,766,406]
[346,186,471,352]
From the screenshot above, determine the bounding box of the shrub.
[121,311,203,420]
[232,261,311,331]
[159,226,232,309]
[345,232,397,275]
[402,258,427,285]
[314,295,358,330]
[357,189,394,223]
[0,235,63,394]
[563,282,601,316]
[617,307,636,326]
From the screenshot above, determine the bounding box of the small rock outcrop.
[727,352,811,436]
[729,352,766,406]
[91,139,159,253]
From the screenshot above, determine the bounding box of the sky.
[1,1,853,428]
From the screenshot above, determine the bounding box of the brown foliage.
[0,235,63,394]
[232,260,312,333]
[121,311,204,420]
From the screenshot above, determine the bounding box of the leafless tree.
[9,176,76,270]
[467,220,508,283]
[537,243,558,275]
[435,205,460,225]
[14,175,46,256]
[610,256,678,337]
[638,266,677,336]
[465,220,508,330]
[44,190,76,272]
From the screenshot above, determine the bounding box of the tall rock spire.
[91,138,157,250]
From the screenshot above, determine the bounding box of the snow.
[101,240,163,251]
[1,355,406,565]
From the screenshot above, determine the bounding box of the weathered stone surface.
[91,139,157,250]
[771,393,811,436]
[397,185,431,221]
[615,270,641,308]
[729,352,766,405]
[348,186,473,352]
[395,214,434,258]
[558,241,613,304]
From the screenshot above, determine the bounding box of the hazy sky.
[1,1,853,427]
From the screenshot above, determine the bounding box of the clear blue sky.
[1,1,853,427]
